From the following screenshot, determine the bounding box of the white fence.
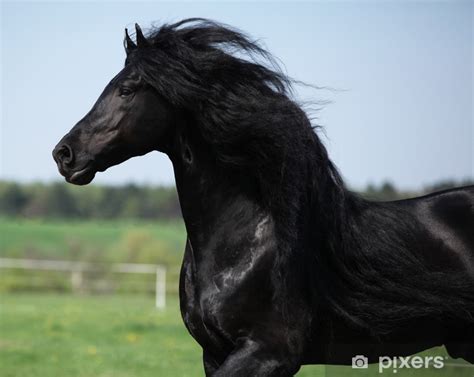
[0,258,166,309]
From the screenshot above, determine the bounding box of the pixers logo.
[378,355,446,373]
[352,355,369,369]
[351,354,446,373]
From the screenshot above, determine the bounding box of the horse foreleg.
[203,350,221,376]
[211,337,300,377]
[445,321,474,364]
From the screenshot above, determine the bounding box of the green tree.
[0,182,28,216]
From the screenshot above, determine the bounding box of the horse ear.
[135,23,149,47]
[124,28,137,54]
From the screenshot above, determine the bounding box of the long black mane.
[125,18,474,336]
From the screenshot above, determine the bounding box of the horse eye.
[119,86,134,97]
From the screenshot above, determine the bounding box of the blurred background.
[1,1,472,376]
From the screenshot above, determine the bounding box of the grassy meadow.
[0,218,186,294]
[0,218,472,376]
[1,293,471,377]
[0,217,186,261]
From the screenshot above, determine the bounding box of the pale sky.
[1,1,473,189]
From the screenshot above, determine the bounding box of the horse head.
[53,24,177,185]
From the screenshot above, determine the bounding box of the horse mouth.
[66,166,96,185]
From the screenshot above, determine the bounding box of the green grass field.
[0,217,186,260]
[0,218,186,294]
[1,293,471,377]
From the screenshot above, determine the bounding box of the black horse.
[53,19,474,376]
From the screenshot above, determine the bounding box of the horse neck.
[169,125,262,251]
[168,119,355,256]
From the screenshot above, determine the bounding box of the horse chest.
[179,247,237,353]
[179,227,276,353]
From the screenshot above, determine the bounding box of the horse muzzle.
[52,143,96,185]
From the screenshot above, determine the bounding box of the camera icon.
[352,355,369,369]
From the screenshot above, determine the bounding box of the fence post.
[155,266,166,310]
[71,269,83,293]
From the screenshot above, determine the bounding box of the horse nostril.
[55,144,74,165]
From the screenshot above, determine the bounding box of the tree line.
[0,179,472,220]
[0,181,181,219]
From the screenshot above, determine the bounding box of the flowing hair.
[125,18,474,335]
